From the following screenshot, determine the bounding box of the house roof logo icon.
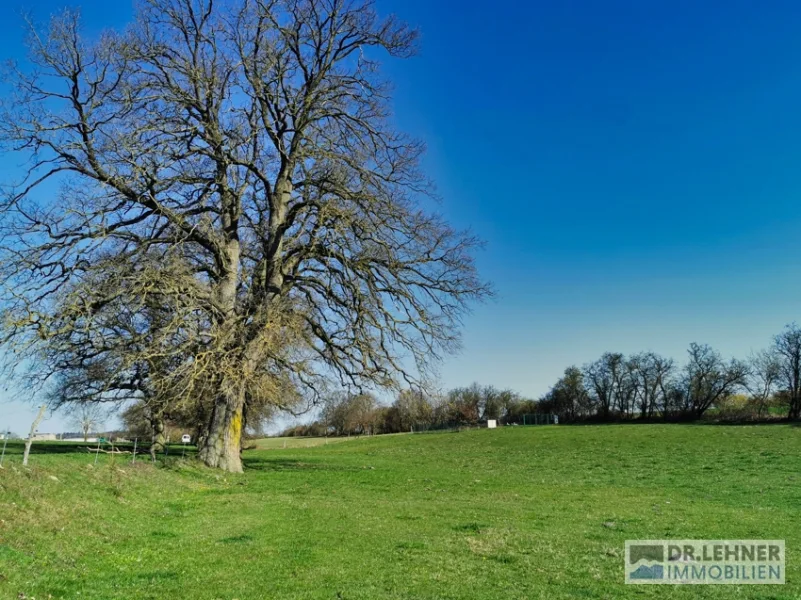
[629,544,664,564]
[630,564,664,580]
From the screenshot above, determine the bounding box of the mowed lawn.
[1,425,799,599]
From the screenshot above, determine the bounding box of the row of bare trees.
[0,0,488,471]
[281,384,538,437]
[540,324,801,422]
[283,323,801,436]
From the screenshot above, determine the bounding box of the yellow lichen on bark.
[229,410,242,446]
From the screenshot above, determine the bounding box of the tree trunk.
[194,426,207,451]
[198,228,246,472]
[149,416,167,461]
[198,383,245,473]
[22,404,47,467]
[790,399,801,421]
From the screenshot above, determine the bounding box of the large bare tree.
[747,348,780,418]
[628,351,674,419]
[67,403,106,442]
[678,343,748,419]
[773,324,801,419]
[0,0,489,471]
[583,352,626,419]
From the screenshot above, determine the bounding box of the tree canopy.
[0,0,489,471]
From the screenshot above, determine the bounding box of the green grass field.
[1,425,799,599]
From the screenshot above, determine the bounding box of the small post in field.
[22,404,47,467]
[94,439,101,465]
[132,438,137,464]
[0,428,8,468]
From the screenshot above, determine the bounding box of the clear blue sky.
[4,0,801,433]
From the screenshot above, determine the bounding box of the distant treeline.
[281,323,801,436]
[279,385,540,437]
[540,322,801,423]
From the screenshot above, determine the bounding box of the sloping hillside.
[1,425,799,599]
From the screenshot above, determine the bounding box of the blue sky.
[4,0,801,433]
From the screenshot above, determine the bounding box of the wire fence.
[521,414,559,425]
[0,436,197,469]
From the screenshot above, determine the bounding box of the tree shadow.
[0,441,196,457]
[1,441,87,455]
[553,417,795,427]
[242,456,358,473]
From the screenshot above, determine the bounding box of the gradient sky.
[3,0,801,433]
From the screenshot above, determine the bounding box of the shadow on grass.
[219,534,254,544]
[150,530,179,539]
[0,441,196,458]
[242,456,359,472]
[699,420,799,427]
[556,418,796,427]
[1,441,92,455]
[453,522,486,533]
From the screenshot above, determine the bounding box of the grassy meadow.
[0,425,799,599]
[251,435,357,450]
